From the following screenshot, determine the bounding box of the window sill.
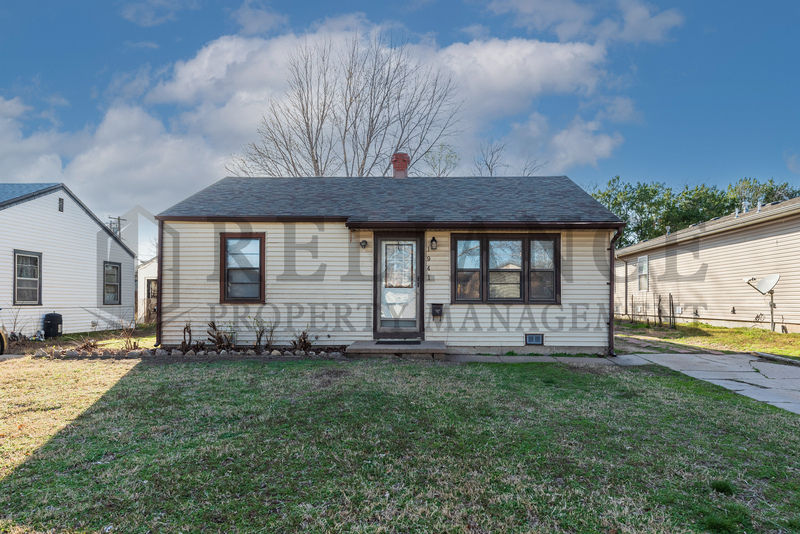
[450,300,560,305]
[13,303,42,307]
[219,300,265,305]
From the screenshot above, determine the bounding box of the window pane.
[104,264,119,283]
[530,271,555,300]
[456,271,481,300]
[489,240,522,269]
[489,271,521,299]
[226,238,260,269]
[228,281,260,298]
[228,268,260,284]
[385,244,413,288]
[17,288,38,302]
[531,239,555,269]
[16,256,39,279]
[456,240,481,269]
[147,280,158,299]
[17,279,38,289]
[639,273,648,292]
[638,256,648,274]
[104,284,119,303]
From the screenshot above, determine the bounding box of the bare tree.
[227,32,462,177]
[473,139,510,177]
[415,143,460,177]
[472,138,547,177]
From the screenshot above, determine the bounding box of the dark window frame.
[13,250,42,306]
[450,234,561,305]
[219,232,266,304]
[103,261,122,305]
[146,278,158,299]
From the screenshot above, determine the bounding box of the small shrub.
[120,322,139,351]
[207,322,234,352]
[710,479,736,495]
[290,327,316,352]
[249,316,278,354]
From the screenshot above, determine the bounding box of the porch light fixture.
[430,237,437,250]
[360,240,368,249]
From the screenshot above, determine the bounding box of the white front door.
[377,237,422,335]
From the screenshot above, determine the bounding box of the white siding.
[136,259,158,323]
[162,223,613,352]
[615,212,800,332]
[424,230,612,352]
[0,191,135,335]
[161,222,374,347]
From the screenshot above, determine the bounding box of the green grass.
[9,323,157,355]
[616,320,800,358]
[1,357,799,533]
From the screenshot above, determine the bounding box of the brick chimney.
[391,152,410,178]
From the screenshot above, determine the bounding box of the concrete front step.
[346,340,447,356]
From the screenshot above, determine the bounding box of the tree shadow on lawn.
[2,359,800,533]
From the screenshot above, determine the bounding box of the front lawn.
[6,323,157,355]
[1,357,799,533]
[617,320,800,358]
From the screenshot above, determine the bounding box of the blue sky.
[1,0,799,215]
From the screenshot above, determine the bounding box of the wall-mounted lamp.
[430,237,437,250]
[360,240,368,249]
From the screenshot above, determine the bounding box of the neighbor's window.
[14,250,42,305]
[451,235,560,304]
[221,233,265,303]
[146,279,158,299]
[104,262,121,305]
[638,255,649,292]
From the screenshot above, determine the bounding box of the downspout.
[608,227,623,356]
[624,260,628,316]
[156,219,164,347]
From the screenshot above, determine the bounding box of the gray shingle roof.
[157,176,623,227]
[0,183,60,207]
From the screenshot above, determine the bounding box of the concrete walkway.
[448,352,800,415]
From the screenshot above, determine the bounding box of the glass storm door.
[378,238,421,334]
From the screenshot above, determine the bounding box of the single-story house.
[0,183,136,336]
[155,157,625,355]
[615,196,800,332]
[136,255,158,324]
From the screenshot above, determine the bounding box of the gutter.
[156,219,164,347]
[608,227,623,356]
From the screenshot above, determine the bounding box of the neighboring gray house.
[615,196,800,332]
[0,183,136,335]
[156,160,625,355]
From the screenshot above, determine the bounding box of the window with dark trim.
[146,279,158,299]
[14,250,42,306]
[451,234,561,304]
[220,233,265,304]
[103,262,121,305]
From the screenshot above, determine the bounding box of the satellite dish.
[755,274,780,294]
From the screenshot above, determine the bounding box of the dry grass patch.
[0,358,799,533]
[617,320,800,358]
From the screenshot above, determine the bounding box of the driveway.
[615,352,800,414]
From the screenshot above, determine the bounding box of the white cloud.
[487,0,683,44]
[119,0,199,27]
[592,95,641,123]
[231,0,287,35]
[460,24,491,41]
[785,150,800,174]
[547,116,623,171]
[434,38,607,119]
[0,96,31,118]
[123,41,160,50]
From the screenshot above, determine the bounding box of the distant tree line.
[592,176,800,249]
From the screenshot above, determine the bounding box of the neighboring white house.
[156,157,626,355]
[0,183,136,335]
[136,256,158,323]
[615,196,800,332]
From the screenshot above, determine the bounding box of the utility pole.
[108,216,127,237]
